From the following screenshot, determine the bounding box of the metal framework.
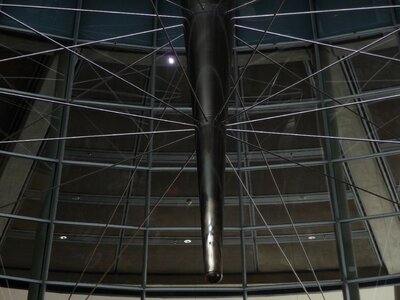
[0,0,399,299]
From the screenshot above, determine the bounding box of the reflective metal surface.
[182,0,233,283]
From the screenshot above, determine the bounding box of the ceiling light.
[168,56,175,65]
[184,239,192,244]
[59,235,68,240]
[308,235,316,240]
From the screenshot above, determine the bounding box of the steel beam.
[308,0,360,298]
[27,2,83,299]
[3,271,400,294]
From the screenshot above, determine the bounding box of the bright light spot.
[60,235,68,240]
[308,236,316,240]
[168,56,175,64]
[184,239,192,244]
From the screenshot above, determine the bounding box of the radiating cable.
[234,26,400,64]
[0,95,62,142]
[111,71,185,274]
[231,86,327,299]
[82,61,149,139]
[227,94,400,129]
[0,3,184,19]
[226,155,312,300]
[0,41,64,77]
[0,134,194,212]
[0,89,195,127]
[148,0,209,122]
[229,35,400,136]
[83,151,195,299]
[66,86,181,299]
[360,51,400,90]
[233,5,400,19]
[82,48,183,97]
[227,134,400,207]
[0,129,194,145]
[226,26,400,121]
[228,128,400,146]
[74,34,183,99]
[216,0,287,119]
[0,10,195,123]
[0,25,183,65]
[226,0,259,14]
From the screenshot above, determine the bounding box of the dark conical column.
[182,0,233,283]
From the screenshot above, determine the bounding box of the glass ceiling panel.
[79,0,153,46]
[235,0,313,46]
[1,222,39,279]
[315,0,393,38]
[72,49,152,105]
[0,0,77,37]
[157,1,185,48]
[351,46,400,92]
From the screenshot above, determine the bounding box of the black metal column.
[182,0,233,283]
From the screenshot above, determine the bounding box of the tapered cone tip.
[206,271,223,283]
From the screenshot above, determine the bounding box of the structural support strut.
[182,0,233,283]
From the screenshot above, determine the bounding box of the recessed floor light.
[184,239,192,244]
[59,236,68,240]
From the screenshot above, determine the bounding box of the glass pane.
[157,1,185,48]
[0,35,69,96]
[72,48,152,105]
[350,216,400,278]
[236,0,313,45]
[246,222,340,284]
[315,0,392,38]
[48,225,137,285]
[79,1,153,46]
[0,0,77,37]
[351,46,400,92]
[0,219,42,280]
[239,50,315,104]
